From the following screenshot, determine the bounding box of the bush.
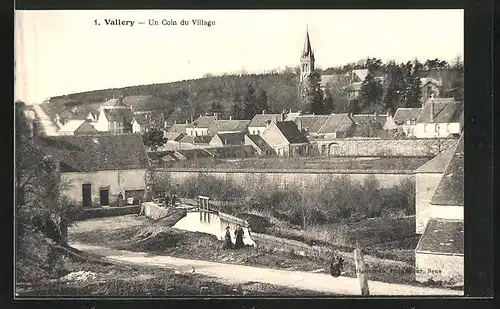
[156,173,415,225]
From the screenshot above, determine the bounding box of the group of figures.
[223,225,245,249]
[330,254,344,277]
[163,192,177,208]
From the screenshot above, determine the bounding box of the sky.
[15,10,464,104]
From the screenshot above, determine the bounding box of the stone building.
[415,135,463,285]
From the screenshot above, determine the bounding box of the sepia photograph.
[14,9,465,297]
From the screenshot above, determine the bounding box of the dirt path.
[32,103,60,136]
[70,242,462,296]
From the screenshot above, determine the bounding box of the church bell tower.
[300,26,315,83]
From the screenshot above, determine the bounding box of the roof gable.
[274,121,309,144]
[208,120,251,134]
[317,113,354,134]
[393,108,422,124]
[416,218,463,255]
[213,132,246,145]
[430,135,464,206]
[415,142,457,173]
[246,134,274,152]
[417,101,464,124]
[37,134,150,172]
[248,114,282,127]
[59,119,86,133]
[294,115,329,134]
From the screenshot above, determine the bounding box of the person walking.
[330,253,344,278]
[234,225,245,249]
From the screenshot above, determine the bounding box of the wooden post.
[354,241,370,296]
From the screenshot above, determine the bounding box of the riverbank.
[68,214,456,289]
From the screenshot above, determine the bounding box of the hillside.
[48,72,301,123]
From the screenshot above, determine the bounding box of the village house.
[209,132,246,147]
[317,113,356,139]
[415,135,463,285]
[94,109,134,134]
[132,110,167,133]
[185,115,250,137]
[414,144,456,234]
[420,77,442,103]
[351,113,389,138]
[414,98,464,138]
[244,134,275,156]
[37,134,150,208]
[260,121,310,156]
[392,107,422,137]
[248,112,284,135]
[58,119,99,136]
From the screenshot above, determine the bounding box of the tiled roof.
[191,115,218,128]
[317,113,355,134]
[352,114,388,125]
[167,124,190,134]
[179,135,212,144]
[294,115,329,134]
[393,108,422,124]
[430,135,464,206]
[415,142,457,173]
[424,97,457,105]
[103,109,134,124]
[275,121,309,144]
[417,101,464,124]
[37,134,150,173]
[207,120,250,134]
[246,134,274,153]
[416,219,463,255]
[213,132,246,145]
[248,114,283,127]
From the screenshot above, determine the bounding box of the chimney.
[262,109,266,115]
[297,119,302,132]
[430,102,434,123]
[229,116,232,120]
[281,110,285,122]
[174,120,177,125]
[185,119,189,124]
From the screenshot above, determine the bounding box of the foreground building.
[38,134,150,207]
[415,135,463,285]
[260,121,310,156]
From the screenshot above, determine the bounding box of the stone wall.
[312,138,457,157]
[154,168,415,189]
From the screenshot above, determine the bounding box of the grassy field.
[68,213,432,287]
[165,156,430,171]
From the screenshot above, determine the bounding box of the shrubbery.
[164,173,415,225]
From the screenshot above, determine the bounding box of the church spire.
[302,25,314,58]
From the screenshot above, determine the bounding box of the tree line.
[306,57,464,115]
[49,56,463,122]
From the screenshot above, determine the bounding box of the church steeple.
[300,26,315,83]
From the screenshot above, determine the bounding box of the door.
[99,188,110,206]
[82,184,92,207]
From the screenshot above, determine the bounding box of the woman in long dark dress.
[234,225,245,249]
[223,226,233,249]
[330,254,344,277]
